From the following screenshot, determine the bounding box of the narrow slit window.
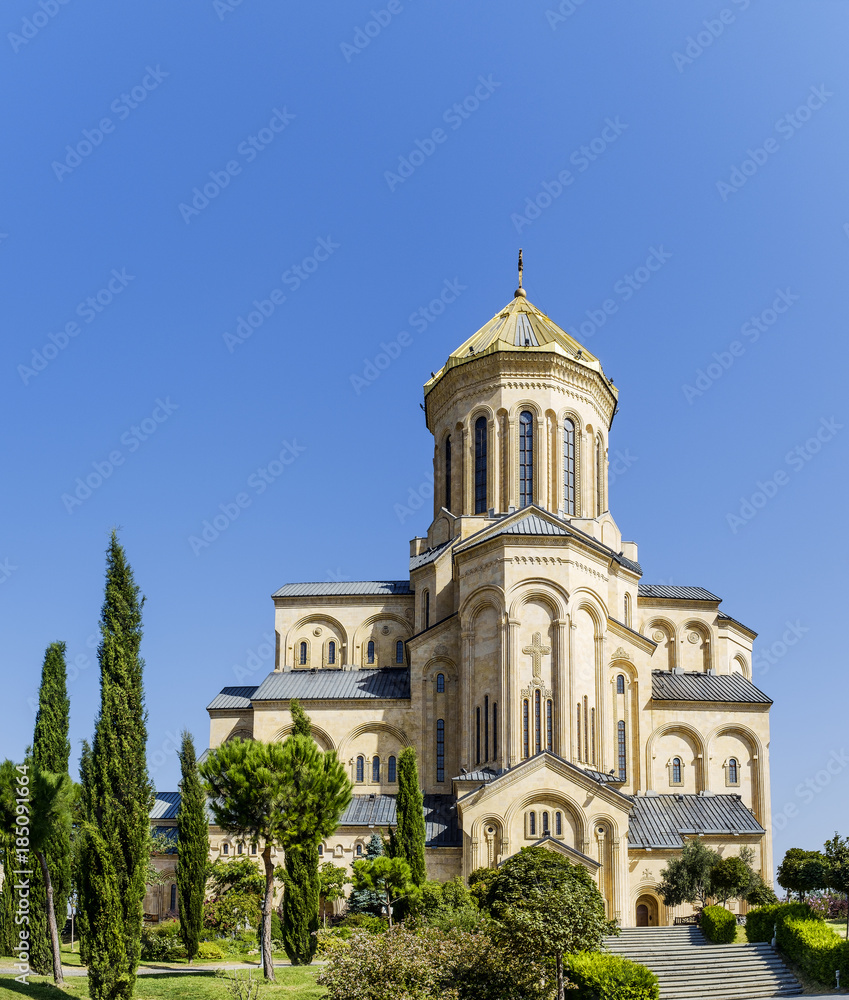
[436,719,445,782]
[616,674,625,695]
[388,756,396,782]
[367,640,375,664]
[542,812,550,836]
[444,435,452,510]
[395,640,404,664]
[672,757,682,784]
[563,418,576,515]
[327,641,336,665]
[534,690,541,755]
[529,811,536,837]
[728,757,739,784]
[474,416,487,514]
[372,755,380,782]
[492,702,498,759]
[424,591,430,629]
[484,695,489,762]
[299,641,307,665]
[519,411,534,507]
[596,436,604,515]
[356,756,364,783]
[555,811,562,837]
[546,699,553,752]
[436,672,445,693]
[522,699,530,758]
[618,720,627,781]
[476,706,481,765]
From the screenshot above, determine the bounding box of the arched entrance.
[635,894,659,927]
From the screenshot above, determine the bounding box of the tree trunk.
[386,891,393,927]
[34,849,63,986]
[261,845,275,982]
[556,951,564,1000]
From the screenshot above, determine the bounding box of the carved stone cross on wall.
[522,631,551,678]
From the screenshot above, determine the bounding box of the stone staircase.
[603,926,803,1000]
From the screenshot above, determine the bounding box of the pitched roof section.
[410,539,453,571]
[251,668,411,701]
[651,671,772,705]
[150,791,181,821]
[638,584,720,602]
[424,294,613,393]
[207,686,257,711]
[338,794,461,847]
[495,513,569,537]
[273,581,412,598]
[629,793,765,849]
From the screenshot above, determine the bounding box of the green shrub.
[196,942,224,960]
[340,912,387,933]
[745,902,819,943]
[140,920,186,961]
[777,917,849,988]
[567,951,660,1000]
[701,905,736,944]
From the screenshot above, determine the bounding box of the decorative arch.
[351,613,413,665]
[731,653,750,679]
[572,595,607,636]
[508,399,543,422]
[338,721,412,759]
[508,584,567,623]
[679,619,713,672]
[458,586,506,623]
[225,727,253,742]
[423,657,458,684]
[285,615,348,667]
[274,723,335,752]
[503,787,590,848]
[645,722,707,792]
[643,617,676,670]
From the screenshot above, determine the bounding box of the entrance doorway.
[635,894,659,926]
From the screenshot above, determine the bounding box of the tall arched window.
[299,641,307,665]
[522,699,530,758]
[444,435,452,510]
[542,812,550,836]
[616,674,625,695]
[356,844,363,857]
[318,844,324,857]
[476,706,481,765]
[395,640,404,664]
[624,593,632,628]
[484,694,489,762]
[728,757,739,784]
[618,720,627,781]
[576,702,582,762]
[222,842,229,855]
[436,719,445,782]
[388,756,397,782]
[436,673,445,693]
[372,756,380,782]
[671,757,682,785]
[534,690,541,755]
[424,591,430,629]
[555,811,562,837]
[474,416,487,514]
[492,702,498,759]
[528,811,536,837]
[170,884,177,912]
[546,699,553,752]
[327,641,336,665]
[367,640,375,664]
[563,418,576,515]
[356,756,364,783]
[237,843,243,855]
[596,435,605,515]
[519,411,534,507]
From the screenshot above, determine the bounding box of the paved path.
[0,959,324,977]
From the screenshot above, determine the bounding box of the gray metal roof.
[337,794,461,847]
[273,581,412,598]
[151,791,181,820]
[453,767,504,783]
[410,539,453,571]
[638,584,720,602]
[251,668,411,701]
[651,671,772,705]
[629,793,765,849]
[207,686,257,711]
[493,513,570,537]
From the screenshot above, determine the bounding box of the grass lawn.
[826,917,849,939]
[0,967,325,999]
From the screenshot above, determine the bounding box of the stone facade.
[159,284,774,927]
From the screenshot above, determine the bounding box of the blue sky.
[1,0,847,874]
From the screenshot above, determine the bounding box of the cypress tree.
[281,842,320,964]
[346,834,386,915]
[289,699,311,738]
[79,532,153,1000]
[176,731,208,963]
[31,642,72,974]
[0,832,16,955]
[395,747,426,885]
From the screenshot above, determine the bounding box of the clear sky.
[1,0,847,875]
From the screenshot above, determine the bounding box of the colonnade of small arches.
[435,404,609,519]
[284,612,412,670]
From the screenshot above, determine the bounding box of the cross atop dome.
[514,248,526,298]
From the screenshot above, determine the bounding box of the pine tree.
[395,748,426,885]
[176,732,208,963]
[30,642,72,975]
[281,842,320,964]
[79,532,154,1000]
[346,834,386,916]
[290,699,311,737]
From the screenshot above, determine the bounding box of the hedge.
[568,951,660,1000]
[701,905,736,944]
[776,917,849,988]
[745,902,820,943]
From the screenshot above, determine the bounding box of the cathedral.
[152,260,774,927]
